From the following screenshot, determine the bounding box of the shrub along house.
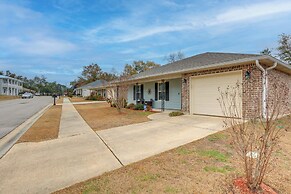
[122,52,290,118]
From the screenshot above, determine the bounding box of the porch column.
[161,80,165,112]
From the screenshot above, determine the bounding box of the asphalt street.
[0,96,53,139]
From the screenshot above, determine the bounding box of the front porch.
[127,78,182,111]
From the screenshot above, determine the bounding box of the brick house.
[122,52,290,118]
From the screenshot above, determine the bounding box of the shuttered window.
[133,84,144,101]
[155,82,169,101]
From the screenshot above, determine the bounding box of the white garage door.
[190,71,242,116]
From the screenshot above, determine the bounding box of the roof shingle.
[130,52,261,80]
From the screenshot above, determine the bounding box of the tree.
[218,76,290,192]
[0,71,3,75]
[100,72,118,82]
[70,76,87,89]
[5,70,16,78]
[81,63,102,82]
[277,33,291,65]
[106,76,129,113]
[122,60,160,76]
[260,33,291,65]
[260,48,272,56]
[165,51,185,63]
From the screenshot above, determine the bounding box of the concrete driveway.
[0,99,225,194]
[97,113,225,165]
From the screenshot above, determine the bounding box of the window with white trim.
[136,85,141,100]
[158,82,164,100]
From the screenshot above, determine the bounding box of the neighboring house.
[75,80,108,97]
[0,75,23,96]
[121,52,290,117]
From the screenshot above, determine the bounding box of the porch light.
[245,70,251,80]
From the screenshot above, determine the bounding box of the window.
[3,79,7,83]
[133,84,144,101]
[158,83,164,100]
[136,85,141,100]
[155,82,169,101]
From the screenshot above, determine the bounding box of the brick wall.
[181,64,266,118]
[267,69,291,115]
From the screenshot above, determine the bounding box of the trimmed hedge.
[169,111,184,117]
[134,103,144,110]
[86,95,105,101]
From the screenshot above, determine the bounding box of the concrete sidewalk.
[0,98,121,194]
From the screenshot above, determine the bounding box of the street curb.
[0,104,52,159]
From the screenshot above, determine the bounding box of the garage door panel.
[190,71,242,116]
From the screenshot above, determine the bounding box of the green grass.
[139,173,160,182]
[207,133,228,142]
[164,186,179,193]
[176,147,194,155]
[197,150,229,162]
[83,179,110,194]
[139,111,154,116]
[203,165,235,174]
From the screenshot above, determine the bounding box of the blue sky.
[0,0,291,85]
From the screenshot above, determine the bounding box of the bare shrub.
[107,76,128,113]
[218,75,290,192]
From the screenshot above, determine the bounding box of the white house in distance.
[75,80,108,97]
[0,75,23,96]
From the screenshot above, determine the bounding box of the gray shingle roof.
[130,52,262,80]
[78,80,108,89]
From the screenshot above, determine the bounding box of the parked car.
[22,92,33,99]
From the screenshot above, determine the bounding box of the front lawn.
[74,102,153,131]
[55,116,291,193]
[69,97,92,103]
[0,95,20,101]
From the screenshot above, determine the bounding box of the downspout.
[255,60,277,118]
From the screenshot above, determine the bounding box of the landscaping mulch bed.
[17,105,62,143]
[55,116,291,194]
[74,102,153,131]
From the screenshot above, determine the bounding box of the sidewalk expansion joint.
[95,132,124,167]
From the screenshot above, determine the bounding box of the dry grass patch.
[74,103,153,131]
[0,95,20,101]
[55,116,291,194]
[56,96,64,104]
[18,105,62,142]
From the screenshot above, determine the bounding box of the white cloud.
[0,36,76,56]
[115,25,193,43]
[83,0,291,43]
[0,2,77,56]
[208,1,291,26]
